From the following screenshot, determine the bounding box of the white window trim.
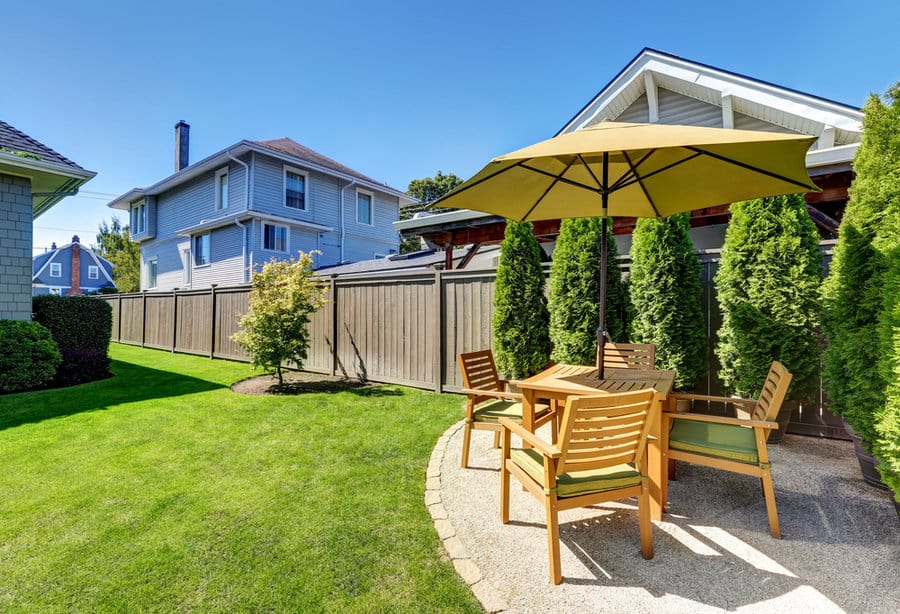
[283,165,309,211]
[88,265,99,280]
[356,188,374,226]
[147,257,159,289]
[193,233,211,268]
[50,262,62,277]
[182,249,192,286]
[261,223,290,253]
[215,167,229,210]
[131,199,147,234]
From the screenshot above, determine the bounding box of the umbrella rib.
[610,151,705,192]
[518,160,602,193]
[520,158,578,220]
[622,151,662,217]
[577,154,605,191]
[429,160,523,204]
[607,149,656,192]
[685,146,816,191]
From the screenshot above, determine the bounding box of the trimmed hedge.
[32,295,112,385]
[0,320,61,393]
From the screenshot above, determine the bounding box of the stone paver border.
[426,420,509,614]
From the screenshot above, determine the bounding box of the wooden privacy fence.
[100,241,842,439]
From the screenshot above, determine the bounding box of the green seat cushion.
[510,448,641,498]
[668,419,759,464]
[472,400,548,423]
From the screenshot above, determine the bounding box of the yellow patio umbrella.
[433,121,820,375]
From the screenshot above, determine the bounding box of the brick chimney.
[66,235,83,296]
[175,120,190,172]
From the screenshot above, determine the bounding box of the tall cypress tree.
[629,213,707,390]
[548,217,628,365]
[492,220,551,378]
[823,86,899,447]
[715,194,822,401]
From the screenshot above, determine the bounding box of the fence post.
[141,290,147,348]
[433,269,443,393]
[116,294,122,342]
[330,275,338,377]
[172,289,178,353]
[209,284,217,359]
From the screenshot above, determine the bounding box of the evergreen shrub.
[32,295,113,385]
[0,320,61,393]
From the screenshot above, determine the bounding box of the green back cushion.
[473,401,548,423]
[510,448,641,497]
[668,419,759,464]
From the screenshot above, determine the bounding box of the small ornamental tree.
[823,85,899,449]
[232,252,327,384]
[715,194,823,402]
[548,217,628,365]
[629,213,707,390]
[492,220,550,379]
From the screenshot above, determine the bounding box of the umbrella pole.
[596,154,610,378]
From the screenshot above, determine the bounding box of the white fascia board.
[0,152,96,181]
[806,143,859,168]
[177,210,333,237]
[393,208,493,231]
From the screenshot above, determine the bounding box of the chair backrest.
[603,343,656,370]
[754,361,793,422]
[557,389,657,475]
[457,350,503,403]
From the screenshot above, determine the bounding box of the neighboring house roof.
[0,120,96,216]
[316,245,501,277]
[108,137,416,211]
[396,48,864,238]
[32,239,115,288]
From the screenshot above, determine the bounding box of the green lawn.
[0,344,480,613]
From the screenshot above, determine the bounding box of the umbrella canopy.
[434,121,820,374]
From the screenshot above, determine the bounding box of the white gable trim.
[560,49,863,147]
[32,247,62,281]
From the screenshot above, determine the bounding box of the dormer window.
[50,262,62,277]
[215,168,229,210]
[88,265,99,280]
[284,167,307,210]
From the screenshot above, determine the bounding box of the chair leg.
[546,498,562,585]
[492,430,501,449]
[550,410,559,444]
[460,422,472,469]
[760,470,782,539]
[639,480,654,559]
[500,460,510,524]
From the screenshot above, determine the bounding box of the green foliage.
[715,194,822,401]
[32,295,113,385]
[492,220,550,378]
[0,320,61,393]
[232,252,327,384]
[95,218,141,292]
[548,217,628,365]
[867,83,900,499]
[823,85,899,449]
[400,171,464,253]
[629,213,707,390]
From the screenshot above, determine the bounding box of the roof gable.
[559,48,863,157]
[252,138,382,186]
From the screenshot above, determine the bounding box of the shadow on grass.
[0,358,223,432]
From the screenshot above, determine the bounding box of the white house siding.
[613,94,650,123]
[733,112,801,134]
[657,89,722,127]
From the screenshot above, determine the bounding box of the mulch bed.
[230,371,374,395]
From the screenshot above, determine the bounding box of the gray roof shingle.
[0,120,87,171]
[251,138,383,186]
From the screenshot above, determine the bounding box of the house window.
[194,233,211,266]
[284,167,307,210]
[215,168,229,210]
[50,288,61,296]
[148,257,158,289]
[50,262,62,277]
[263,223,288,252]
[357,190,373,225]
[88,265,99,280]
[182,249,192,286]
[131,200,146,234]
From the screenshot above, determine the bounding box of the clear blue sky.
[3,0,897,253]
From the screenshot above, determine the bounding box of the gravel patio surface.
[427,422,899,613]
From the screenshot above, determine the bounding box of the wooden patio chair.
[499,389,658,584]
[603,343,656,370]
[661,361,792,538]
[457,350,556,469]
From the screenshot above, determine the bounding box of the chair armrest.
[498,417,561,458]
[662,411,778,430]
[460,388,523,401]
[668,393,757,407]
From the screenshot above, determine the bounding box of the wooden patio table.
[512,364,676,521]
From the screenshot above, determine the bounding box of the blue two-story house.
[106,122,417,291]
[32,235,116,296]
